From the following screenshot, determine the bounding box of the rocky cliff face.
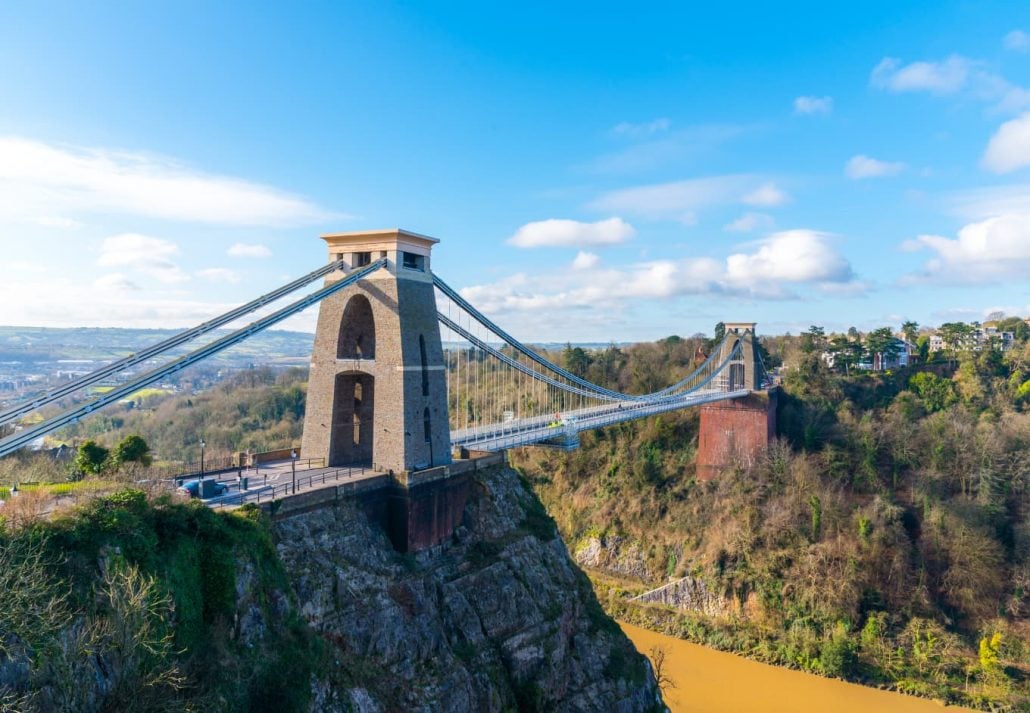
[272,464,661,712]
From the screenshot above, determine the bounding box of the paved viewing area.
[195,459,383,509]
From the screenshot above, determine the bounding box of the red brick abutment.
[696,388,778,480]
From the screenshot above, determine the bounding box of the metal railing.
[209,464,376,509]
[451,387,750,452]
[163,456,327,485]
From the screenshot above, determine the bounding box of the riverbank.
[621,622,976,713]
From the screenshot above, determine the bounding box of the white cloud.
[724,230,853,285]
[227,242,273,258]
[97,233,189,284]
[946,183,1030,219]
[571,251,600,270]
[870,55,1030,114]
[871,55,971,95]
[589,175,788,223]
[742,182,789,207]
[0,136,336,227]
[610,118,671,137]
[903,213,1030,282]
[460,229,859,318]
[0,274,233,329]
[197,267,241,284]
[982,112,1030,173]
[1004,30,1030,52]
[724,212,774,233]
[508,217,635,248]
[93,273,140,292]
[793,96,833,115]
[845,155,907,179]
[34,216,82,229]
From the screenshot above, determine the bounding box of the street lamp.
[199,439,206,480]
[291,449,298,494]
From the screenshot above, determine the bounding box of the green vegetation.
[513,328,1030,710]
[57,367,308,462]
[0,491,323,711]
[72,439,109,475]
[6,318,1027,708]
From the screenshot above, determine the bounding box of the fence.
[165,456,325,486]
[210,464,374,509]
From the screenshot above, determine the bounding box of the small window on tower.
[402,252,424,271]
[353,251,372,267]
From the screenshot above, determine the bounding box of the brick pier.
[696,389,777,480]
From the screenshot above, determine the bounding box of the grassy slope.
[2,492,322,712]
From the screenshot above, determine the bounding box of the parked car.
[177,479,228,499]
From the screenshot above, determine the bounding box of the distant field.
[90,385,170,399]
[0,480,119,500]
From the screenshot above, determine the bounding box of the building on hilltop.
[856,337,917,372]
[928,325,1015,353]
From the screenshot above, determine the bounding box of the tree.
[908,372,956,412]
[865,327,901,370]
[74,440,110,475]
[938,322,974,362]
[713,322,726,343]
[916,335,930,362]
[648,645,677,695]
[997,316,1030,342]
[901,320,919,345]
[113,435,153,467]
[827,335,862,375]
[801,326,826,354]
[979,632,1003,674]
[561,343,591,378]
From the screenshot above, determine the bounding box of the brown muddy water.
[621,622,975,713]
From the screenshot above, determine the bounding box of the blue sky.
[1,1,1029,341]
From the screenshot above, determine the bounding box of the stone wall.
[631,576,732,618]
[263,455,504,553]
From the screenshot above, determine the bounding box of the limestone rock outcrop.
[273,464,661,712]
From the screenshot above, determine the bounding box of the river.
[621,622,974,712]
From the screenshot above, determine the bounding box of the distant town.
[0,327,317,412]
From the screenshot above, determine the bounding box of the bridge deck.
[450,388,751,452]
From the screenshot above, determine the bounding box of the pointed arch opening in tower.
[330,372,374,466]
[338,294,375,359]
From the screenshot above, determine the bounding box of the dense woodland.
[2,322,1029,709]
[514,325,1030,710]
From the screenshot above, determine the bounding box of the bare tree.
[648,645,677,695]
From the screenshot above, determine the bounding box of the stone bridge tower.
[696,322,777,480]
[301,229,452,474]
[718,322,762,391]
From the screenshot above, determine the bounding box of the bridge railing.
[209,464,375,509]
[450,386,748,451]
